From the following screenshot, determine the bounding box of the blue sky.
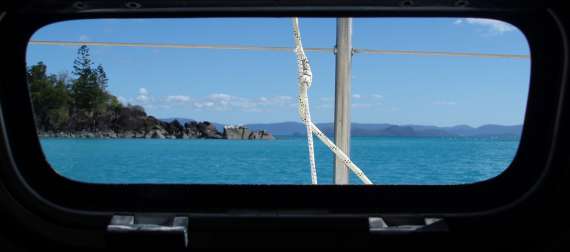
[27,18,530,127]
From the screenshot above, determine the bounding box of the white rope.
[293,18,318,184]
[292,18,373,185]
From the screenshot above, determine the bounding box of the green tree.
[27,62,71,130]
[96,64,108,90]
[69,45,110,129]
[28,46,133,133]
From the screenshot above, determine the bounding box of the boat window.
[26,18,530,185]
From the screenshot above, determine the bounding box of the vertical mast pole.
[333,18,353,185]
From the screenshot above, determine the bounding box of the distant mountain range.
[161,118,522,137]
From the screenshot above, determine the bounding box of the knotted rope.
[292,18,372,185]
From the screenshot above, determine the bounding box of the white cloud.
[192,101,206,108]
[256,95,293,106]
[181,94,293,112]
[371,94,383,99]
[199,93,246,110]
[166,95,191,103]
[352,94,361,99]
[433,101,457,106]
[208,93,232,101]
[456,18,515,34]
[127,89,296,112]
[136,88,150,102]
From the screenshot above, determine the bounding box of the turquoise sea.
[40,136,520,185]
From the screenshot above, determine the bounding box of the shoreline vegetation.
[29,45,274,140]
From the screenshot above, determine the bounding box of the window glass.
[27,18,530,184]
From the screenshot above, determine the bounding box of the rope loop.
[292,18,373,185]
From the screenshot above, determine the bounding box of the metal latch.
[369,217,447,234]
[107,215,189,249]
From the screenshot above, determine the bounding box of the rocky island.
[39,116,274,140]
[30,45,273,140]
[35,102,274,140]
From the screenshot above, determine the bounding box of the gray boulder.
[223,125,251,140]
[198,121,223,139]
[249,130,275,140]
[148,129,166,139]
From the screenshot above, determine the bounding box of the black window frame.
[0,1,568,232]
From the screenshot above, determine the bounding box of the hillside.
[236,122,521,137]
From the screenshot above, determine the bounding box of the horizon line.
[158,118,523,128]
